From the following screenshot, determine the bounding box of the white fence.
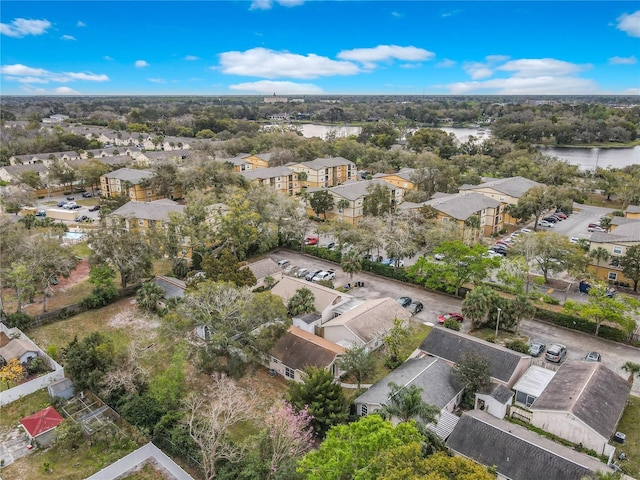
[0,323,65,407]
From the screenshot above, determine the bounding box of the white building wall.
[531,411,607,454]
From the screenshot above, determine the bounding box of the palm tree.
[461,285,497,331]
[340,249,362,283]
[589,247,610,278]
[136,281,165,312]
[380,382,440,425]
[622,361,640,386]
[287,287,315,316]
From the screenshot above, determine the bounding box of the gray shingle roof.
[243,258,281,280]
[626,205,640,214]
[0,339,38,361]
[530,362,630,438]
[301,156,354,170]
[2,163,49,176]
[446,410,608,480]
[478,383,514,404]
[589,221,640,243]
[153,276,186,300]
[320,179,396,201]
[355,357,464,410]
[459,176,542,198]
[419,328,530,384]
[103,167,154,183]
[110,199,185,222]
[373,167,416,182]
[424,192,501,220]
[240,166,294,180]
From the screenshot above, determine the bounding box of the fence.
[0,323,65,407]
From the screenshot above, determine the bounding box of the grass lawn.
[71,242,92,258]
[616,395,640,478]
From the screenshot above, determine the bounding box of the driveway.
[537,203,615,240]
[269,248,640,396]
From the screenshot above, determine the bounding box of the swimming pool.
[63,232,87,241]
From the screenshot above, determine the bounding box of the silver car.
[545,344,567,363]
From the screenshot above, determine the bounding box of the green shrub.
[505,339,530,354]
[4,312,33,330]
[304,245,341,263]
[443,319,461,331]
[484,334,497,343]
[534,307,628,342]
[81,285,119,309]
[37,195,45,199]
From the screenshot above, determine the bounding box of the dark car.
[57,201,66,207]
[529,342,546,357]
[66,195,75,201]
[69,204,82,209]
[585,351,602,362]
[407,301,424,315]
[75,215,89,222]
[542,216,558,223]
[545,344,567,363]
[35,210,47,217]
[82,192,93,198]
[88,204,101,212]
[305,269,323,281]
[396,296,412,308]
[438,312,464,324]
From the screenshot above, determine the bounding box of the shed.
[475,383,514,419]
[47,377,75,400]
[20,406,64,447]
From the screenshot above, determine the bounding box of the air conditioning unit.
[613,432,626,444]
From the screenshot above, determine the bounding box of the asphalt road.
[270,248,640,396]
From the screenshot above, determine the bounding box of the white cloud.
[185,55,200,61]
[391,11,403,18]
[624,87,640,94]
[148,78,167,84]
[435,59,456,68]
[61,35,76,41]
[616,10,640,37]
[219,48,359,79]
[1,64,109,85]
[609,55,637,65]
[448,76,598,95]
[463,62,494,80]
[441,10,461,18]
[400,63,422,69]
[103,56,114,61]
[77,21,86,27]
[229,80,322,94]
[338,45,434,64]
[250,0,304,10]
[135,60,149,68]
[498,58,590,77]
[55,86,80,94]
[0,18,51,38]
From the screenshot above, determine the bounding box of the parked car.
[488,247,507,257]
[69,204,82,209]
[88,204,101,212]
[295,267,309,278]
[312,270,335,282]
[570,237,580,243]
[396,296,412,308]
[587,222,601,228]
[529,342,546,357]
[63,202,78,209]
[542,216,559,223]
[519,228,533,234]
[75,215,89,222]
[66,195,75,201]
[277,259,290,268]
[438,312,464,324]
[82,192,93,198]
[554,212,568,219]
[304,236,319,245]
[381,258,405,267]
[324,242,336,250]
[57,201,66,207]
[35,210,47,217]
[545,344,567,363]
[588,226,606,232]
[584,351,602,362]
[434,253,446,261]
[407,301,424,315]
[538,220,554,228]
[305,269,323,281]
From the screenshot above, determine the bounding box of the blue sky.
[1,1,639,96]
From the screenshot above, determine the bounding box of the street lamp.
[495,307,502,337]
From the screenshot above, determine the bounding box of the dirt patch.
[108,300,160,334]
[57,258,90,292]
[0,332,11,347]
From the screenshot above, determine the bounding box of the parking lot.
[36,192,102,223]
[269,248,640,396]
[534,203,615,240]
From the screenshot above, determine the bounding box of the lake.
[296,124,639,170]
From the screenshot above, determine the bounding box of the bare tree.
[185,373,261,480]
[100,341,149,397]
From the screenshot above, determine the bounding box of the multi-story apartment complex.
[100,167,182,201]
[240,166,301,196]
[288,157,356,188]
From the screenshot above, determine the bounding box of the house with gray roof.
[355,356,464,420]
[587,219,640,287]
[242,258,282,288]
[529,361,630,455]
[512,364,557,408]
[0,338,39,364]
[0,162,50,184]
[110,199,185,224]
[153,276,186,302]
[418,328,531,388]
[447,410,612,480]
[474,383,514,419]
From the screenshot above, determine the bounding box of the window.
[515,391,536,408]
[147,190,152,196]
[138,219,144,226]
[613,246,623,255]
[285,367,295,379]
[361,404,368,416]
[499,196,505,201]
[608,272,618,281]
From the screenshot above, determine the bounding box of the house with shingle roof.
[321,297,411,351]
[355,356,464,421]
[459,176,543,229]
[529,361,630,455]
[418,328,531,388]
[586,219,640,286]
[0,338,39,364]
[0,162,50,185]
[306,178,404,224]
[266,326,345,382]
[288,156,356,188]
[243,152,274,169]
[447,410,612,480]
[240,166,300,195]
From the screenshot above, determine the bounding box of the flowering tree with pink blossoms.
[264,400,314,475]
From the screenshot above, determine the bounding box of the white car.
[519,228,532,234]
[538,220,553,228]
[570,237,580,244]
[312,270,336,282]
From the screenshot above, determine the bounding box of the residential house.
[321,297,411,351]
[625,204,640,219]
[372,168,417,190]
[288,157,356,188]
[101,167,182,200]
[459,176,543,228]
[399,191,502,236]
[265,326,345,382]
[19,406,64,447]
[447,410,612,480]
[587,217,640,286]
[271,276,353,326]
[307,179,404,224]
[355,356,464,418]
[528,361,630,455]
[0,338,39,364]
[242,258,282,288]
[0,163,49,185]
[418,328,531,388]
[240,166,300,196]
[512,364,557,408]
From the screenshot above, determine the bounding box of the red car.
[554,212,568,219]
[438,312,464,324]
[304,236,319,245]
